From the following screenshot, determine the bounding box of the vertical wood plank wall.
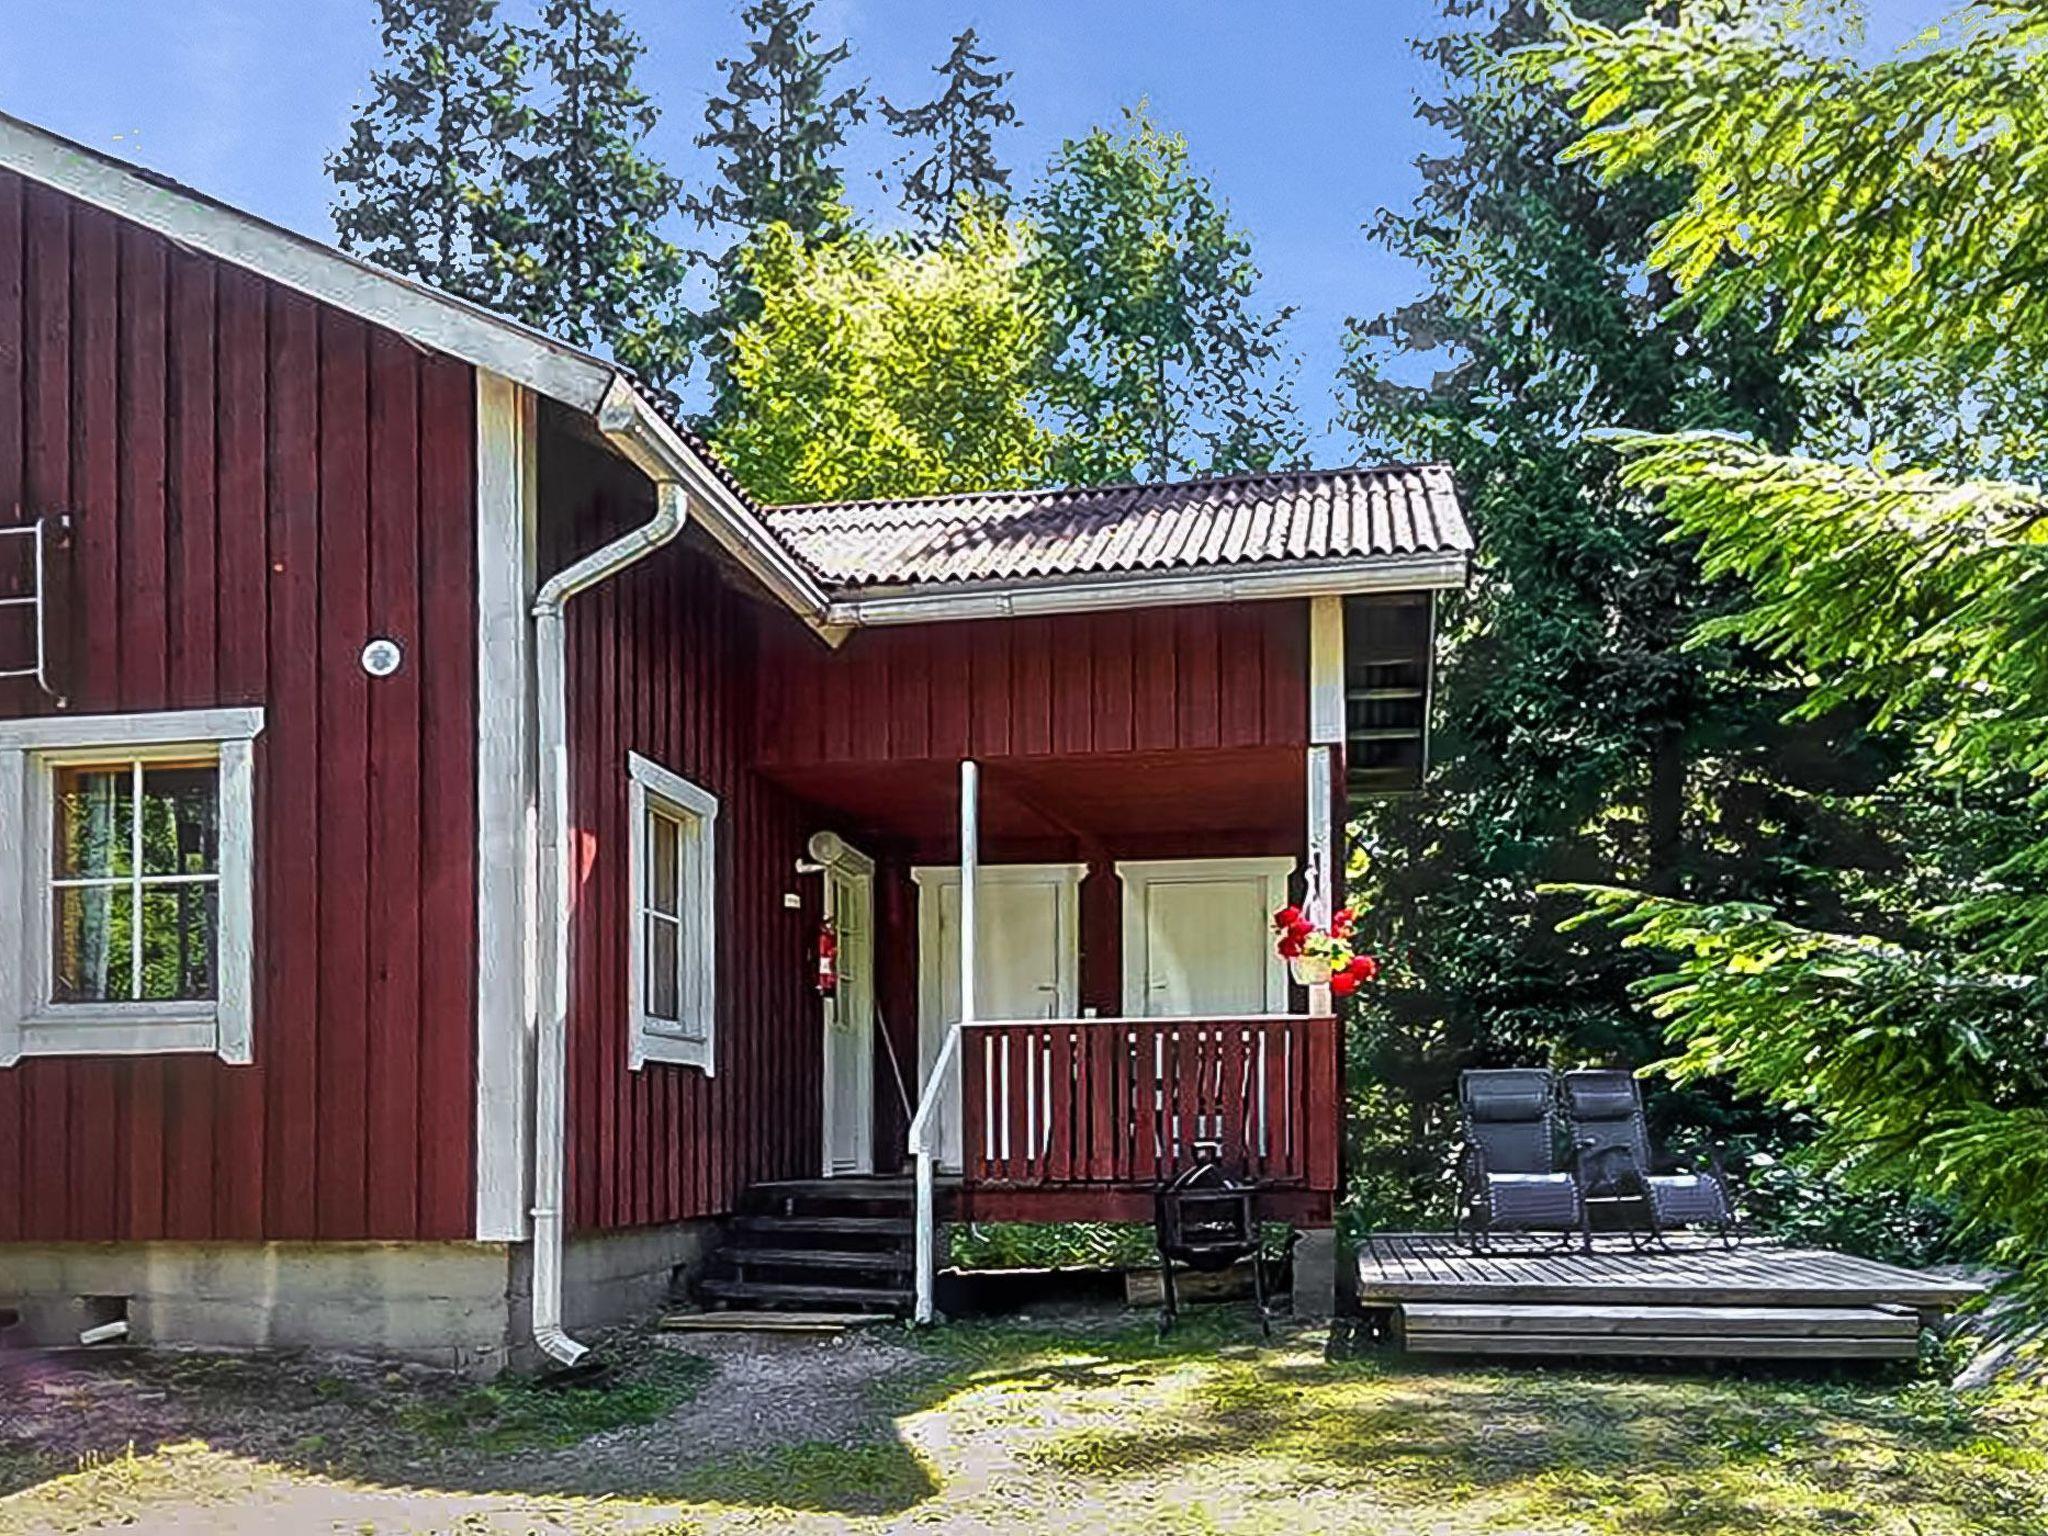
[757,601,1309,767]
[547,437,820,1232]
[0,173,479,1243]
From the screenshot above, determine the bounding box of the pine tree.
[1029,105,1301,483]
[495,0,691,390]
[327,0,522,305]
[685,0,866,418]
[881,27,1017,242]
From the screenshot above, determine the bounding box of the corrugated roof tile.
[762,464,1471,590]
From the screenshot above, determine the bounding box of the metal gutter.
[825,551,1472,628]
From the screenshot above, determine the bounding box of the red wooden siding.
[758,600,1309,769]
[547,432,822,1232]
[0,173,478,1243]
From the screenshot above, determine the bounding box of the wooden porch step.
[699,1277,912,1309]
[1408,1331,1919,1360]
[730,1214,913,1237]
[659,1309,892,1335]
[1399,1301,1923,1359]
[716,1246,912,1271]
[1402,1302,1921,1340]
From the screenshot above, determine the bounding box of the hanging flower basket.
[1288,952,1334,987]
[1272,904,1381,997]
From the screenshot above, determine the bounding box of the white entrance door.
[1118,858,1293,1016]
[914,864,1084,1169]
[822,846,876,1175]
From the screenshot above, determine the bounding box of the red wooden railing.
[957,1014,1339,1191]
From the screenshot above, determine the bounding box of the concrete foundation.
[1290,1227,1341,1319]
[0,1220,717,1377]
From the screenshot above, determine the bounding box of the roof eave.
[823,550,1472,628]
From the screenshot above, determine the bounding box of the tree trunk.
[1645,729,1685,895]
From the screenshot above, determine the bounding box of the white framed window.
[0,708,263,1064]
[627,751,717,1074]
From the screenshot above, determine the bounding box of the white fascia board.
[826,551,1471,628]
[593,380,835,631]
[0,113,616,415]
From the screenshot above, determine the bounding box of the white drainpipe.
[530,476,687,1366]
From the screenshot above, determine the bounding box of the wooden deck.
[1359,1233,1983,1360]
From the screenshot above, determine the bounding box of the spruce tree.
[685,0,866,418]
[327,0,522,305]
[880,27,1017,242]
[496,0,692,390]
[1337,0,1860,1221]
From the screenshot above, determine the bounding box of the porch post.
[915,758,979,1325]
[1305,746,1333,1014]
[1307,595,1345,1013]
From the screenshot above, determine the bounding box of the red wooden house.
[0,114,1470,1369]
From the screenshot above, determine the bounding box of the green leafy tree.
[687,0,867,416]
[1335,0,1858,1223]
[327,0,523,304]
[1534,2,2048,1314]
[1028,105,1301,483]
[494,0,691,388]
[880,27,1018,242]
[710,217,1061,505]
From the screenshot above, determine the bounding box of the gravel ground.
[524,1327,941,1492]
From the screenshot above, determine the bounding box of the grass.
[3,1314,2045,1534]
[393,1350,712,1455]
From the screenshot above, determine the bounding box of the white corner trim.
[626,752,719,1077]
[0,707,264,1067]
[1115,856,1296,1018]
[1309,594,1345,746]
[474,374,539,1241]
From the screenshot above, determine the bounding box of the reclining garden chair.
[1455,1069,1588,1251]
[1561,1069,1736,1246]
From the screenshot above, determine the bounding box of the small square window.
[0,709,262,1063]
[627,751,717,1074]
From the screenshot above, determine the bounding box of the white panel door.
[822,858,875,1175]
[916,865,1082,1169]
[1120,858,1293,1017]
[1142,878,1272,1016]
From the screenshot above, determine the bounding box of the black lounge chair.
[1455,1069,1587,1251]
[1561,1069,1735,1245]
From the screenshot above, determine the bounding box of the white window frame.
[626,751,718,1074]
[0,708,263,1065]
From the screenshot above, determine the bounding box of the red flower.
[1348,954,1379,982]
[1331,907,1356,937]
[1277,934,1305,959]
[1330,970,1360,997]
[1272,905,1302,932]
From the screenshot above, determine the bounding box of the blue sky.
[1,0,1954,462]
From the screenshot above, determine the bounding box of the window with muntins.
[627,751,717,1073]
[0,708,262,1063]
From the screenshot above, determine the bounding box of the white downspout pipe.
[531,478,687,1366]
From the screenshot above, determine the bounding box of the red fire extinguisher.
[815,918,839,997]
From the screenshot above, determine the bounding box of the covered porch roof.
[764,745,1307,857]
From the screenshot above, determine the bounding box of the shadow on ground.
[2,1310,2044,1533]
